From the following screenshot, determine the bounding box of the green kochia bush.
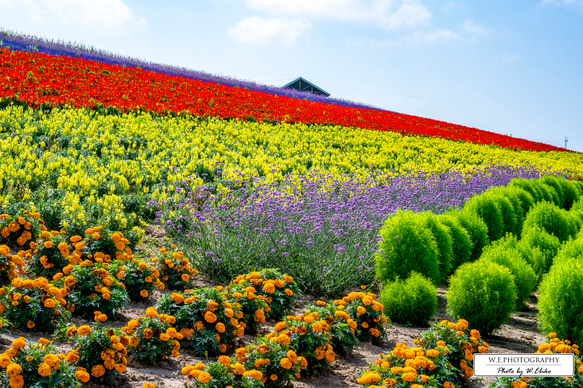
[553,236,583,263]
[538,257,583,347]
[540,175,566,208]
[504,186,535,237]
[487,190,518,237]
[437,214,473,273]
[379,271,437,326]
[510,178,549,204]
[519,226,561,273]
[487,234,546,283]
[452,209,489,262]
[420,212,454,282]
[375,210,440,285]
[465,193,505,242]
[479,243,536,308]
[447,260,517,335]
[522,201,577,243]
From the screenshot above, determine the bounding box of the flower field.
[0,33,583,388]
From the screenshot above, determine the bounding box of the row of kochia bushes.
[374,175,583,341]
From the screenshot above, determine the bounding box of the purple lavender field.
[151,164,554,296]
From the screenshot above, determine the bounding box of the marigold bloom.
[78,325,91,336]
[91,364,106,378]
[204,311,218,323]
[6,363,23,377]
[38,362,52,377]
[198,372,211,383]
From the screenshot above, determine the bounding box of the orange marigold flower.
[145,307,158,318]
[204,311,218,323]
[198,372,211,383]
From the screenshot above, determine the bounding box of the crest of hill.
[0,28,378,111]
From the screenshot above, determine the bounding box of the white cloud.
[503,54,520,63]
[227,16,312,44]
[400,28,461,44]
[461,20,487,36]
[244,0,431,30]
[0,0,146,32]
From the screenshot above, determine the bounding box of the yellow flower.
[140,290,148,298]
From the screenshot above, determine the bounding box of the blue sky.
[0,0,582,152]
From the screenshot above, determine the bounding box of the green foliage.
[538,257,583,347]
[538,179,561,207]
[300,301,360,357]
[554,236,583,263]
[236,337,308,387]
[486,234,546,283]
[375,210,440,285]
[341,290,390,345]
[504,185,535,237]
[540,175,566,208]
[113,259,161,301]
[123,310,181,365]
[522,201,577,243]
[452,209,490,262]
[0,277,71,331]
[484,188,519,236]
[510,178,545,203]
[56,263,130,319]
[181,361,264,388]
[224,282,270,336]
[417,318,489,385]
[437,214,474,273]
[560,177,582,210]
[519,226,561,273]
[421,212,454,282]
[465,193,505,242]
[155,287,244,356]
[70,323,128,384]
[479,243,536,307]
[155,246,197,290]
[29,230,72,278]
[447,260,517,335]
[379,271,437,326]
[0,209,42,251]
[0,337,81,388]
[230,269,300,321]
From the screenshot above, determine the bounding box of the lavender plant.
[151,164,552,297]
